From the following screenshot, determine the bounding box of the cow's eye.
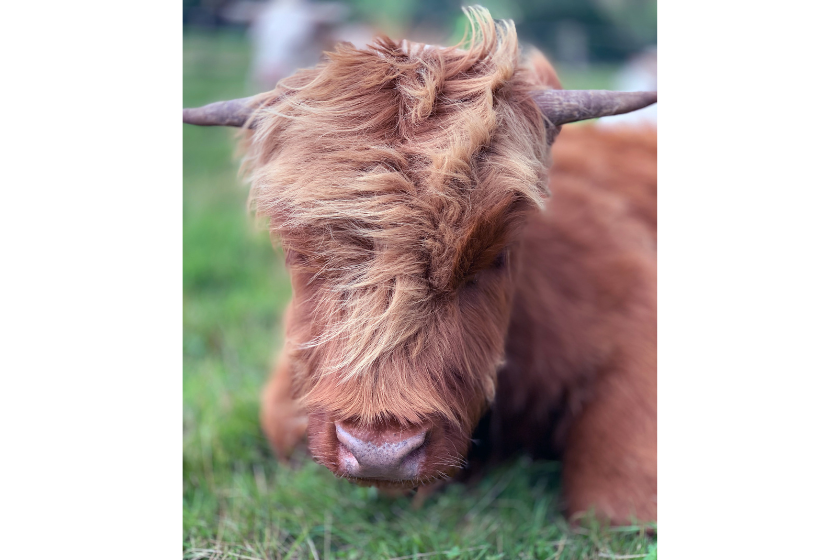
[491,249,507,269]
[463,249,507,290]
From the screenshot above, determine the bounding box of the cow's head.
[184,7,656,488]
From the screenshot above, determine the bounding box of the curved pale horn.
[182,95,259,127]
[182,89,657,128]
[529,90,657,126]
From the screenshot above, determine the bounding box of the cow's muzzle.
[335,421,428,481]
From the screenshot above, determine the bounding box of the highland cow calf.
[184,8,657,524]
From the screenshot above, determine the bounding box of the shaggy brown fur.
[249,8,656,523]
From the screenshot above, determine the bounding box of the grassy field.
[183,30,656,559]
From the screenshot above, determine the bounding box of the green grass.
[183,30,656,559]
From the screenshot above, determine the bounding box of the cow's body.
[260,124,657,522]
[487,125,657,521]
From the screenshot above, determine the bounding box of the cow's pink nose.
[335,421,428,481]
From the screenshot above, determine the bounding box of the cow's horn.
[529,90,657,126]
[183,90,657,128]
[182,95,260,127]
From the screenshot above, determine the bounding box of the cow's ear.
[527,49,563,90]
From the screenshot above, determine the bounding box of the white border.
[1,0,182,556]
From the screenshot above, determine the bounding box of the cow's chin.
[306,412,476,489]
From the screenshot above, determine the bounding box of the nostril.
[335,422,428,480]
[335,424,427,462]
